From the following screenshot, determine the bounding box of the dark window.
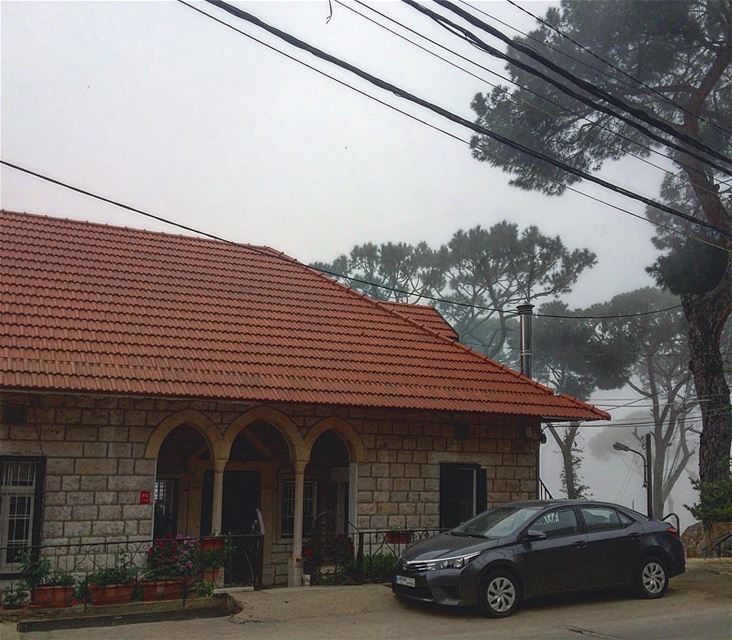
[618,511,634,527]
[580,506,624,532]
[153,478,178,538]
[530,507,579,538]
[439,464,487,529]
[0,458,45,573]
[281,480,317,538]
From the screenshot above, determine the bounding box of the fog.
[1,1,695,527]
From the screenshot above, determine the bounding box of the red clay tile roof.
[0,211,608,420]
[376,301,458,340]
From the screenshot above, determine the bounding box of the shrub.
[145,535,196,580]
[88,561,137,586]
[687,477,732,523]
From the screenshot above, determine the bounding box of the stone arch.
[221,406,305,463]
[303,417,366,463]
[144,409,223,460]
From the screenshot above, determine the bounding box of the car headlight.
[417,551,481,571]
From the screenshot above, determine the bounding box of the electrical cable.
[503,0,732,138]
[339,0,728,200]
[0,159,696,321]
[424,0,732,172]
[196,0,732,240]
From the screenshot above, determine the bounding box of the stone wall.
[1,392,541,584]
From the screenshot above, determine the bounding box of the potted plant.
[195,537,232,585]
[140,535,195,601]
[18,551,75,608]
[87,560,137,605]
[1,584,28,609]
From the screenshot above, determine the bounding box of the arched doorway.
[307,431,352,536]
[154,424,213,539]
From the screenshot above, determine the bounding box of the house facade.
[0,211,608,586]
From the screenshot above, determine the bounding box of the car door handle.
[626,532,642,539]
[573,540,588,549]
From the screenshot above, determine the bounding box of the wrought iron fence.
[305,526,446,585]
[0,533,263,608]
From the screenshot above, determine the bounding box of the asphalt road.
[5,560,731,640]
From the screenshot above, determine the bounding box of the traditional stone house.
[0,210,608,586]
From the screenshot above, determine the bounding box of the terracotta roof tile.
[0,211,608,420]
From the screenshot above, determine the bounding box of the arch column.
[211,458,227,535]
[288,459,307,587]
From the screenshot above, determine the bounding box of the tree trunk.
[683,288,732,483]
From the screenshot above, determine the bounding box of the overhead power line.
[424,0,732,173]
[0,159,690,321]
[341,1,728,201]
[178,0,731,254]
[503,0,732,138]
[197,0,731,240]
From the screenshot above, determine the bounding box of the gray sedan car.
[392,500,685,617]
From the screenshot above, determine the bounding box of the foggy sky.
[1,1,694,525]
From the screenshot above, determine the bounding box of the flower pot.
[141,578,185,601]
[199,537,225,583]
[30,585,75,608]
[87,582,135,605]
[199,537,224,552]
[386,531,412,545]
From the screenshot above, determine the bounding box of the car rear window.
[580,506,628,532]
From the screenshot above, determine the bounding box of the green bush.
[88,561,137,586]
[687,477,732,522]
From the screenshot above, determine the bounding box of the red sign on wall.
[139,490,151,505]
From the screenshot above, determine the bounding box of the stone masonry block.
[122,504,153,520]
[83,442,108,457]
[72,505,99,520]
[45,506,72,521]
[108,442,132,457]
[61,475,80,491]
[109,476,149,491]
[359,477,376,491]
[92,521,125,537]
[81,475,108,491]
[95,491,118,505]
[64,521,92,537]
[134,459,156,475]
[43,442,83,458]
[99,505,122,520]
[118,459,135,475]
[98,426,128,442]
[66,492,94,506]
[76,458,118,475]
[393,478,410,491]
[46,458,75,475]
[44,492,66,506]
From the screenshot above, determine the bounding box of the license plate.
[395,575,415,587]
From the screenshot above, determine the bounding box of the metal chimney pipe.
[517,303,534,378]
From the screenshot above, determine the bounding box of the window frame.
[439,463,487,530]
[524,506,581,539]
[577,505,634,534]
[279,478,318,540]
[0,456,46,578]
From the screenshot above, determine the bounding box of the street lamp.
[612,435,653,518]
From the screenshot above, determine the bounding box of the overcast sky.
[1,1,694,524]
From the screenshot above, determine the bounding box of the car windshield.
[451,505,545,538]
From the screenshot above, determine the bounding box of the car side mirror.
[523,529,547,541]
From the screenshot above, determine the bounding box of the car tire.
[635,556,669,599]
[478,570,521,618]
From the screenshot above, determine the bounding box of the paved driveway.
[5,560,731,640]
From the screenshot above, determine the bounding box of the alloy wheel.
[486,576,516,613]
[642,561,666,595]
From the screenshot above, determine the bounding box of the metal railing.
[304,524,446,585]
[539,478,554,500]
[662,512,680,532]
[708,531,732,558]
[0,533,263,608]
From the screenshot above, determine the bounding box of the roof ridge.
[0,209,271,253]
